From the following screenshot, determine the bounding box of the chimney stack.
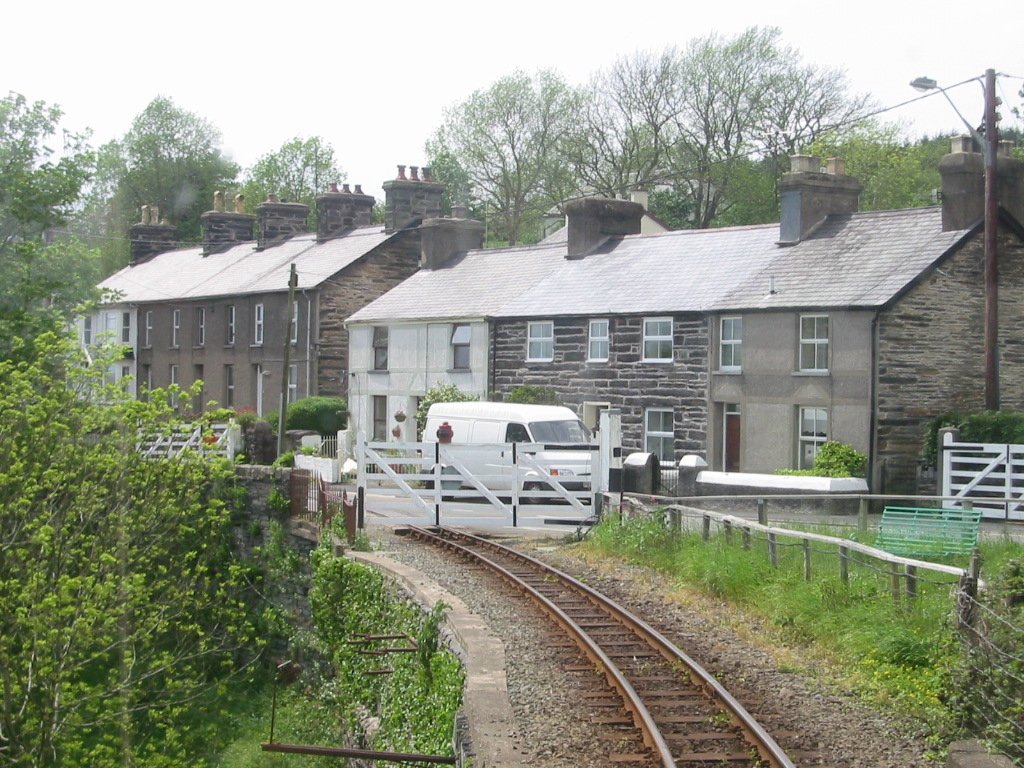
[316,183,375,242]
[129,205,177,264]
[563,197,644,258]
[778,155,861,244]
[256,195,310,249]
[938,136,1024,231]
[201,191,256,254]
[383,164,444,233]
[419,212,485,269]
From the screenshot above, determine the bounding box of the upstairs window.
[643,317,673,362]
[195,307,205,347]
[720,316,742,371]
[121,311,131,344]
[451,324,471,370]
[527,321,553,362]
[172,309,181,348]
[254,303,264,346]
[799,314,829,372]
[226,305,236,346]
[588,319,609,362]
[83,316,92,346]
[373,326,389,371]
[291,302,299,345]
[144,311,152,347]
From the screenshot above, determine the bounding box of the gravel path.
[372,528,940,767]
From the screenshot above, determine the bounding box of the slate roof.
[348,206,971,323]
[99,227,395,303]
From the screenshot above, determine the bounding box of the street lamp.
[911,69,999,410]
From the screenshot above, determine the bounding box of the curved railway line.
[404,525,797,768]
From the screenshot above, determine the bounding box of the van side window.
[505,423,530,443]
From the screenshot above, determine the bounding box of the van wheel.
[522,481,541,504]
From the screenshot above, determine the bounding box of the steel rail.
[408,525,796,768]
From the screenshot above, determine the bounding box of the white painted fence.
[941,431,1024,520]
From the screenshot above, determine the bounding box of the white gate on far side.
[941,431,1024,520]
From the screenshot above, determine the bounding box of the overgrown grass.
[583,512,1021,750]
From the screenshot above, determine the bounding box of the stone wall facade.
[317,233,422,398]
[875,226,1024,493]
[491,314,709,457]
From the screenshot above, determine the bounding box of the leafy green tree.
[76,96,238,271]
[0,92,101,360]
[427,70,581,245]
[241,136,345,221]
[808,125,946,211]
[0,333,262,766]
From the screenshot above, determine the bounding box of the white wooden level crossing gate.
[941,431,1024,520]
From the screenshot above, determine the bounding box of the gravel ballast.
[371,528,940,767]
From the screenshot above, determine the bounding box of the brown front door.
[725,408,741,472]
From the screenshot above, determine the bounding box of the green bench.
[875,506,982,557]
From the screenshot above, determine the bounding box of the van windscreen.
[528,420,590,443]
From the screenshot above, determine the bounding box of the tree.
[75,97,238,270]
[241,136,345,216]
[427,71,580,245]
[807,125,946,211]
[0,92,101,360]
[565,49,682,198]
[0,333,261,767]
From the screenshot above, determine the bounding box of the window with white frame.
[288,365,298,403]
[527,321,554,362]
[372,326,389,371]
[121,311,131,344]
[195,307,205,346]
[226,305,236,346]
[588,319,609,362]
[144,311,152,347]
[642,317,673,362]
[291,302,299,345]
[645,408,675,462]
[104,311,118,337]
[451,324,471,370]
[83,316,92,346]
[720,316,742,371]
[169,364,179,408]
[224,364,234,407]
[798,406,828,469]
[799,314,829,372]
[172,309,181,347]
[254,303,264,346]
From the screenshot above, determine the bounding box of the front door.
[724,405,740,472]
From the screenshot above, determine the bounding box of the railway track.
[404,525,796,768]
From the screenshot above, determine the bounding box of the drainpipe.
[486,317,496,398]
[303,289,312,397]
[868,310,880,495]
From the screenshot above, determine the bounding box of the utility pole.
[982,68,999,411]
[277,264,298,457]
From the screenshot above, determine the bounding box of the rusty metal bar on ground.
[261,741,456,764]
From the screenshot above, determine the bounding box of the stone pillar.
[257,196,309,249]
[419,216,485,269]
[677,454,708,497]
[563,197,644,259]
[383,165,444,233]
[778,155,862,244]
[316,183,375,241]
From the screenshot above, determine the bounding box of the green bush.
[922,410,1024,468]
[285,396,347,435]
[505,385,558,405]
[778,441,866,478]
[415,382,478,439]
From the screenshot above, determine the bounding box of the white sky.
[4,0,1022,200]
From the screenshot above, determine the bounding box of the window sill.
[448,368,471,374]
[793,370,830,377]
[369,369,389,374]
[587,358,609,364]
[715,369,742,375]
[250,343,264,348]
[641,359,674,364]
[525,359,553,364]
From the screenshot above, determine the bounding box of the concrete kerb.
[346,547,524,767]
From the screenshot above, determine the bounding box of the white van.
[423,402,592,493]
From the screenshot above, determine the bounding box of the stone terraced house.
[88,166,444,416]
[347,141,1024,494]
